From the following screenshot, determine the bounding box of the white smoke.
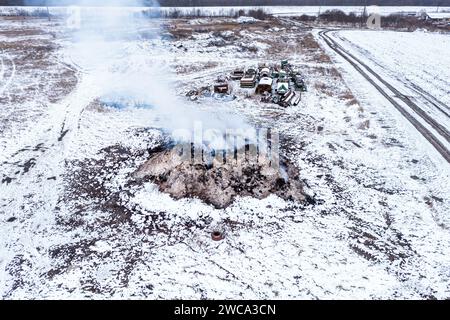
[62,0,255,149]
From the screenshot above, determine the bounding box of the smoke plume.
[60,0,254,150]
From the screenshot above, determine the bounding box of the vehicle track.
[319,30,450,163]
[409,82,450,118]
[1,57,86,182]
[0,55,4,82]
[0,53,16,97]
[334,32,450,119]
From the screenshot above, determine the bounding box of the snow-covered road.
[318,29,450,164]
[332,29,450,130]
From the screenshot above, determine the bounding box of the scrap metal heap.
[241,59,307,107]
[185,60,307,107]
[239,67,258,88]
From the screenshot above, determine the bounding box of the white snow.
[0,15,449,300]
[426,12,450,19]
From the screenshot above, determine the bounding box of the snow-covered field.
[0,6,449,17]
[325,29,450,160]
[0,15,450,299]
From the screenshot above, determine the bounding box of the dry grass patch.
[300,33,320,50]
[339,91,360,107]
[347,98,359,106]
[175,61,219,75]
[0,28,47,37]
[329,67,342,79]
[314,81,334,97]
[314,66,342,78]
[311,52,331,63]
[339,91,355,100]
[311,66,327,76]
[169,19,241,36]
[86,99,111,113]
[169,28,193,40]
[0,27,77,105]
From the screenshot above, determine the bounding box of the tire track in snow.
[409,83,450,118]
[334,32,450,119]
[2,45,102,175]
[319,30,450,163]
[0,56,88,183]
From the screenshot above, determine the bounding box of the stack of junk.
[233,59,307,107]
[186,60,307,107]
[186,75,235,102]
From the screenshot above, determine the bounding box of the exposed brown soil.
[0,28,47,37]
[133,145,306,208]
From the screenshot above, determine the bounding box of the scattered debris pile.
[133,143,306,208]
[186,81,236,102]
[213,75,230,94]
[244,59,307,107]
[187,59,307,108]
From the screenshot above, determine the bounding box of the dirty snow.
[0,16,449,299]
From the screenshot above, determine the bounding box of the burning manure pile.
[133,140,306,209]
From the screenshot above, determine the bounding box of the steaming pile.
[66,1,307,208]
[133,143,306,208]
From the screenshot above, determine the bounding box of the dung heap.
[133,144,306,208]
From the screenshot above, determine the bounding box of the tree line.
[0,0,448,7]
